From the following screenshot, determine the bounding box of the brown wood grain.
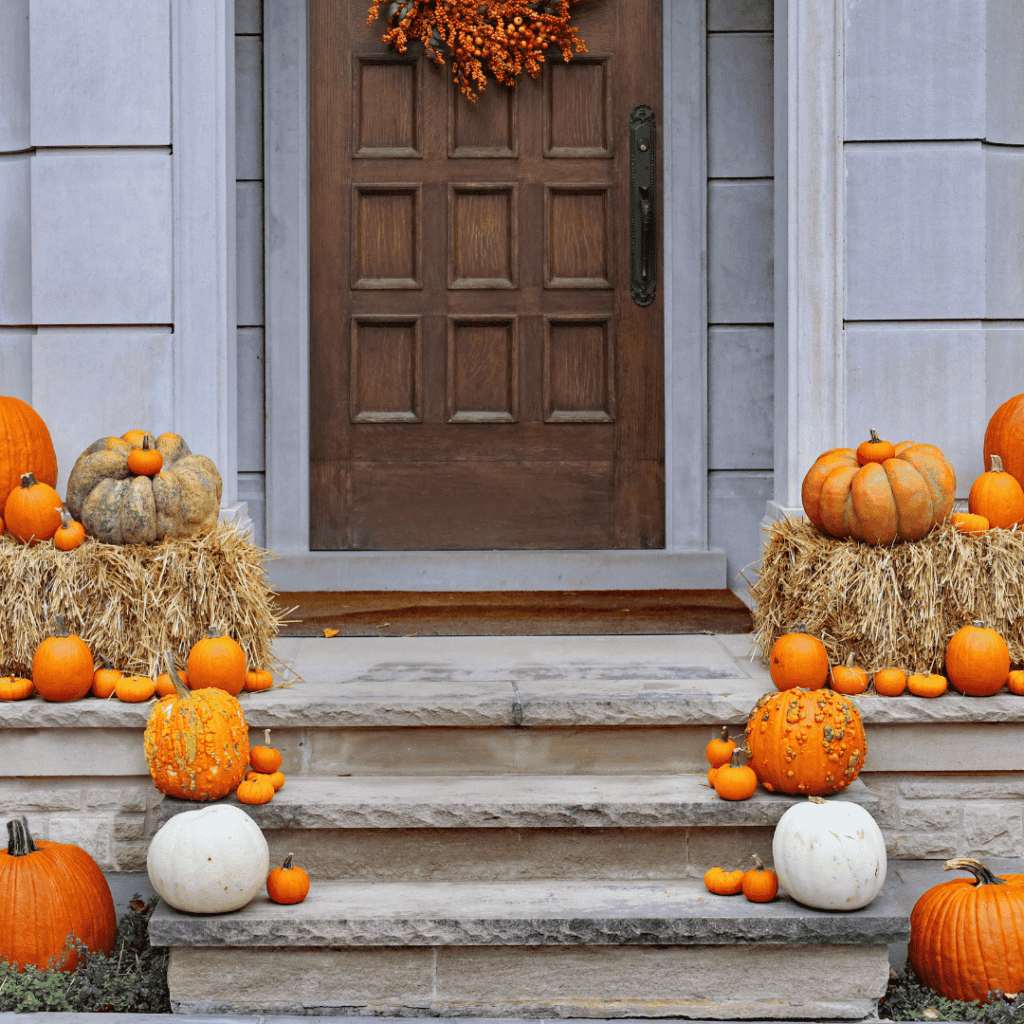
[310,0,663,551]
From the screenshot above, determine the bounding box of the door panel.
[310,0,663,550]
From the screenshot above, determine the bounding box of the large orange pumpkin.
[801,439,956,544]
[143,673,250,801]
[984,393,1024,491]
[909,858,1024,1004]
[743,688,866,796]
[0,396,58,512]
[0,815,116,972]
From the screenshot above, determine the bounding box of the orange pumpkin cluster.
[238,728,286,804]
[367,0,587,100]
[704,856,778,903]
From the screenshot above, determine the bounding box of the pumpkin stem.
[163,652,190,700]
[727,748,746,768]
[989,454,1005,473]
[57,506,73,529]
[944,857,1007,886]
[791,621,809,634]
[808,796,827,805]
[52,612,70,638]
[282,853,294,871]
[751,853,767,871]
[6,816,39,856]
[867,429,881,444]
[141,434,153,451]
[718,726,730,743]
[19,472,38,489]
[971,620,986,629]
[264,728,272,747]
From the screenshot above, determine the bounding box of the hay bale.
[0,522,283,678]
[751,518,1024,673]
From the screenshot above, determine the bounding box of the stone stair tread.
[149,877,909,948]
[158,774,878,828]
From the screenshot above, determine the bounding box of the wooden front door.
[310,1,663,550]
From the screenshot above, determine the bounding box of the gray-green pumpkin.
[65,432,222,544]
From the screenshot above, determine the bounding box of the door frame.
[262,0,721,589]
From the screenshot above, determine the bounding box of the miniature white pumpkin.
[772,796,887,911]
[147,804,269,913]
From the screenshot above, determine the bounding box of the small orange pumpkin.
[155,651,188,697]
[0,676,34,701]
[244,668,273,692]
[969,454,1024,529]
[114,675,156,703]
[872,668,907,697]
[951,512,989,535]
[742,854,778,903]
[4,473,63,545]
[830,653,869,695]
[53,507,86,551]
[945,621,1011,697]
[236,774,275,805]
[126,433,164,476]
[91,656,122,699]
[265,770,285,791]
[713,749,758,801]
[703,867,745,896]
[187,626,247,696]
[855,428,896,465]
[907,671,947,698]
[266,853,310,904]
[769,625,829,691]
[249,728,282,773]
[32,615,94,702]
[1007,669,1024,696]
[704,726,737,768]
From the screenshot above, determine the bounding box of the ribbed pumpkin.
[801,440,956,544]
[945,621,1010,697]
[0,816,116,972]
[968,455,1024,529]
[65,432,222,545]
[744,688,866,796]
[143,674,249,801]
[909,858,1024,1004]
[984,393,1024,491]
[0,396,58,513]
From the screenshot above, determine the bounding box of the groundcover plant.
[881,965,1024,1023]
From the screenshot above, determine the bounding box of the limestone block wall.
[842,0,1024,492]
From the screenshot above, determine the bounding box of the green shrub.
[881,963,1024,1023]
[0,894,169,1013]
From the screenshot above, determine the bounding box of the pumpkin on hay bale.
[0,521,283,680]
[751,516,1024,674]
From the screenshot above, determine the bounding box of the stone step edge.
[156,774,878,829]
[0,1016,898,1024]
[149,878,909,949]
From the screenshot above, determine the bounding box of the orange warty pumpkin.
[0,397,58,513]
[143,673,250,801]
[0,815,116,972]
[984,393,1024,492]
[909,858,1024,1004]
[802,441,956,544]
[945,621,1010,697]
[744,688,866,796]
[968,454,1024,529]
[769,626,829,691]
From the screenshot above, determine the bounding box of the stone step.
[156,775,879,881]
[151,879,908,1018]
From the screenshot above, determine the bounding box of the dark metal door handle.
[630,105,656,306]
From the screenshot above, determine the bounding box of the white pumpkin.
[772,796,887,911]
[147,804,269,913]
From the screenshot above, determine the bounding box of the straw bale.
[751,518,1024,673]
[0,522,283,678]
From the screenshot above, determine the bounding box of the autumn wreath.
[367,0,587,100]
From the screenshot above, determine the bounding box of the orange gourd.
[32,615,94,703]
[249,729,282,773]
[143,673,250,801]
[744,689,866,796]
[703,867,745,896]
[187,626,247,696]
[984,393,1024,494]
[713,749,758,801]
[265,770,286,791]
[0,397,58,513]
[768,625,829,691]
[829,653,869,695]
[907,672,947,698]
[945,621,1010,696]
[704,726,737,768]
[872,668,907,697]
[855,428,896,465]
[114,675,156,703]
[951,512,989,535]
[53,507,86,551]
[0,676,34,701]
[802,440,956,545]
[742,855,778,903]
[236,774,275,805]
[4,473,63,546]
[244,668,274,692]
[266,853,310,904]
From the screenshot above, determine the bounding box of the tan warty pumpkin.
[65,432,222,544]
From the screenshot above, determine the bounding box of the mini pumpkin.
[742,855,778,903]
[703,867,745,896]
[968,454,1024,529]
[744,689,866,796]
[126,433,163,477]
[855,428,896,465]
[187,627,247,696]
[829,653,869,695]
[265,770,286,791]
[53,507,86,551]
[704,726,737,768]
[91,656,122,699]
[266,853,310,904]
[872,667,907,697]
[713,749,758,801]
[1007,669,1024,696]
[4,473,63,545]
[802,440,956,545]
[250,729,283,773]
[65,431,222,545]
[155,651,189,697]
[768,624,829,691]
[244,668,274,692]
[909,858,1024,1004]
[114,674,156,703]
[907,671,947,698]
[952,512,989,535]
[236,774,275,805]
[32,615,94,702]
[0,676,34,701]
[945,621,1010,697]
